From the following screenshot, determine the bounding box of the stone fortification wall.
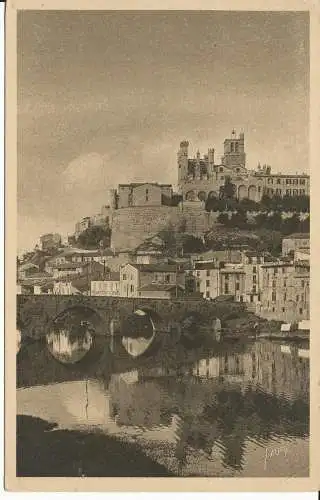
[111,205,219,251]
[110,206,179,251]
[179,204,218,236]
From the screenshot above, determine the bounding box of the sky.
[17,10,309,254]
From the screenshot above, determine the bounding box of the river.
[16,333,309,477]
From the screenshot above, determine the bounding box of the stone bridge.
[17,294,245,340]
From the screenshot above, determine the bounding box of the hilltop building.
[178,130,309,203]
[40,233,62,251]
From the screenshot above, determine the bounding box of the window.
[272,291,276,302]
[302,280,305,287]
[253,266,257,274]
[130,284,134,293]
[235,143,239,153]
[220,167,224,173]
[253,285,257,293]
[258,186,261,192]
[277,179,281,184]
[236,167,240,172]
[296,295,299,302]
[253,275,257,283]
[286,189,291,195]
[236,282,240,291]
[225,274,229,280]
[123,274,127,280]
[272,280,276,288]
[206,270,210,277]
[206,291,210,298]
[274,268,278,275]
[206,280,210,287]
[197,271,200,277]
[231,143,234,152]
[299,307,303,314]
[300,179,306,185]
[146,189,149,202]
[224,285,229,294]
[282,307,285,312]
[272,307,275,312]
[284,292,287,302]
[165,274,170,283]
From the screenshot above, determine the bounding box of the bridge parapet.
[17,294,247,340]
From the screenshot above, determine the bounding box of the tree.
[229,211,248,229]
[217,213,229,225]
[77,226,111,249]
[238,198,259,212]
[255,213,268,228]
[281,213,300,235]
[181,235,205,254]
[219,177,236,201]
[265,212,282,231]
[205,195,226,212]
[300,216,310,233]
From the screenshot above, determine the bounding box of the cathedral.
[177,130,309,204]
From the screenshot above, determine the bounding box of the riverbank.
[17,415,173,477]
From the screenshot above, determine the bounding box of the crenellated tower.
[177,140,189,183]
[221,130,246,169]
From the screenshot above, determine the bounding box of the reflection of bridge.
[17,295,239,340]
[17,338,309,476]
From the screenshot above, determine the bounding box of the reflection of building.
[178,131,309,203]
[192,341,309,402]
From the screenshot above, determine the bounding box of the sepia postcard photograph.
[4,0,320,492]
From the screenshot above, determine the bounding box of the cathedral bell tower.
[221,130,246,169]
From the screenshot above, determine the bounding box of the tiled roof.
[284,233,310,240]
[127,263,183,273]
[220,268,245,274]
[53,262,84,270]
[92,272,120,282]
[138,284,184,292]
[194,262,218,270]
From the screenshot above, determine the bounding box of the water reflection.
[17,339,309,477]
[45,306,103,364]
[46,329,93,364]
[121,309,157,358]
[17,328,21,354]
